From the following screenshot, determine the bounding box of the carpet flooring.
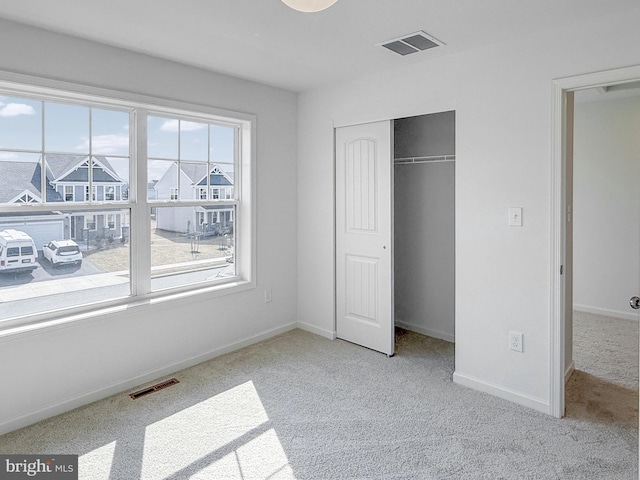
[0,313,637,479]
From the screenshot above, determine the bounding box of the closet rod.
[394,154,455,164]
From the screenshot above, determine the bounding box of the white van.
[0,229,38,274]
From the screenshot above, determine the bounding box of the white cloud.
[0,103,36,117]
[160,119,207,133]
[76,134,129,155]
[0,152,18,160]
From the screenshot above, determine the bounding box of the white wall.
[297,8,640,413]
[573,95,640,320]
[394,161,455,342]
[0,19,298,433]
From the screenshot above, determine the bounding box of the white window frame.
[0,71,256,330]
[64,185,74,202]
[85,214,97,231]
[170,188,178,200]
[105,213,115,229]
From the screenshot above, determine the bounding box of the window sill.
[0,278,254,342]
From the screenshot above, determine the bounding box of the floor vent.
[379,31,444,56]
[129,378,179,399]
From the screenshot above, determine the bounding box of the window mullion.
[131,108,150,296]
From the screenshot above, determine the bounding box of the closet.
[393,111,455,342]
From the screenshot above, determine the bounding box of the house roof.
[180,163,233,187]
[0,161,61,203]
[46,154,124,184]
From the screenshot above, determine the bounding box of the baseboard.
[296,321,336,340]
[395,321,454,343]
[565,360,575,384]
[573,304,638,321]
[452,371,549,415]
[0,322,298,436]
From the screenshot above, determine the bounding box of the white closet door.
[335,121,394,355]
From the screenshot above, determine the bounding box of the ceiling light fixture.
[281,0,337,13]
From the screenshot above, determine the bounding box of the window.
[85,185,97,201]
[86,215,97,230]
[0,78,254,325]
[147,116,239,291]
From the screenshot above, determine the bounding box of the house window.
[211,188,220,199]
[86,215,97,230]
[85,185,97,201]
[0,79,253,325]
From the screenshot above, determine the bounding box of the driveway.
[0,253,103,287]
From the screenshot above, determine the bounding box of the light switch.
[508,207,523,226]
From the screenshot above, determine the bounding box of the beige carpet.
[566,311,639,428]
[0,316,637,479]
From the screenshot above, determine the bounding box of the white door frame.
[550,64,640,418]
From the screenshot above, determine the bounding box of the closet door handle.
[630,296,640,310]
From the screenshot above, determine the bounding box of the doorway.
[551,65,640,418]
[567,86,640,423]
[335,111,456,355]
[393,112,455,343]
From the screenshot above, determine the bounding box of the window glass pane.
[0,208,131,321]
[91,108,130,156]
[0,96,42,151]
[100,157,129,200]
[210,124,235,183]
[180,120,208,162]
[0,154,45,205]
[148,115,178,160]
[148,160,178,201]
[151,205,235,291]
[181,161,210,199]
[44,102,90,154]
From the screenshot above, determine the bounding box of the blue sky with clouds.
[0,95,236,184]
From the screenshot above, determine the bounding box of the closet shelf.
[394,155,455,164]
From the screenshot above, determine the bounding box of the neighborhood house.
[0,154,128,248]
[154,163,234,236]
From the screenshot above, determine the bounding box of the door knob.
[630,296,640,310]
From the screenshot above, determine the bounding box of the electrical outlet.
[264,289,272,303]
[509,331,523,352]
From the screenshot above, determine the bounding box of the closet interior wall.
[394,111,456,342]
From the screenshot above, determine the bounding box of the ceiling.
[0,0,637,92]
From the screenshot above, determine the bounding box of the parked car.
[43,240,83,267]
[0,229,38,274]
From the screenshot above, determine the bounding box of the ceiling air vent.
[379,31,444,56]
